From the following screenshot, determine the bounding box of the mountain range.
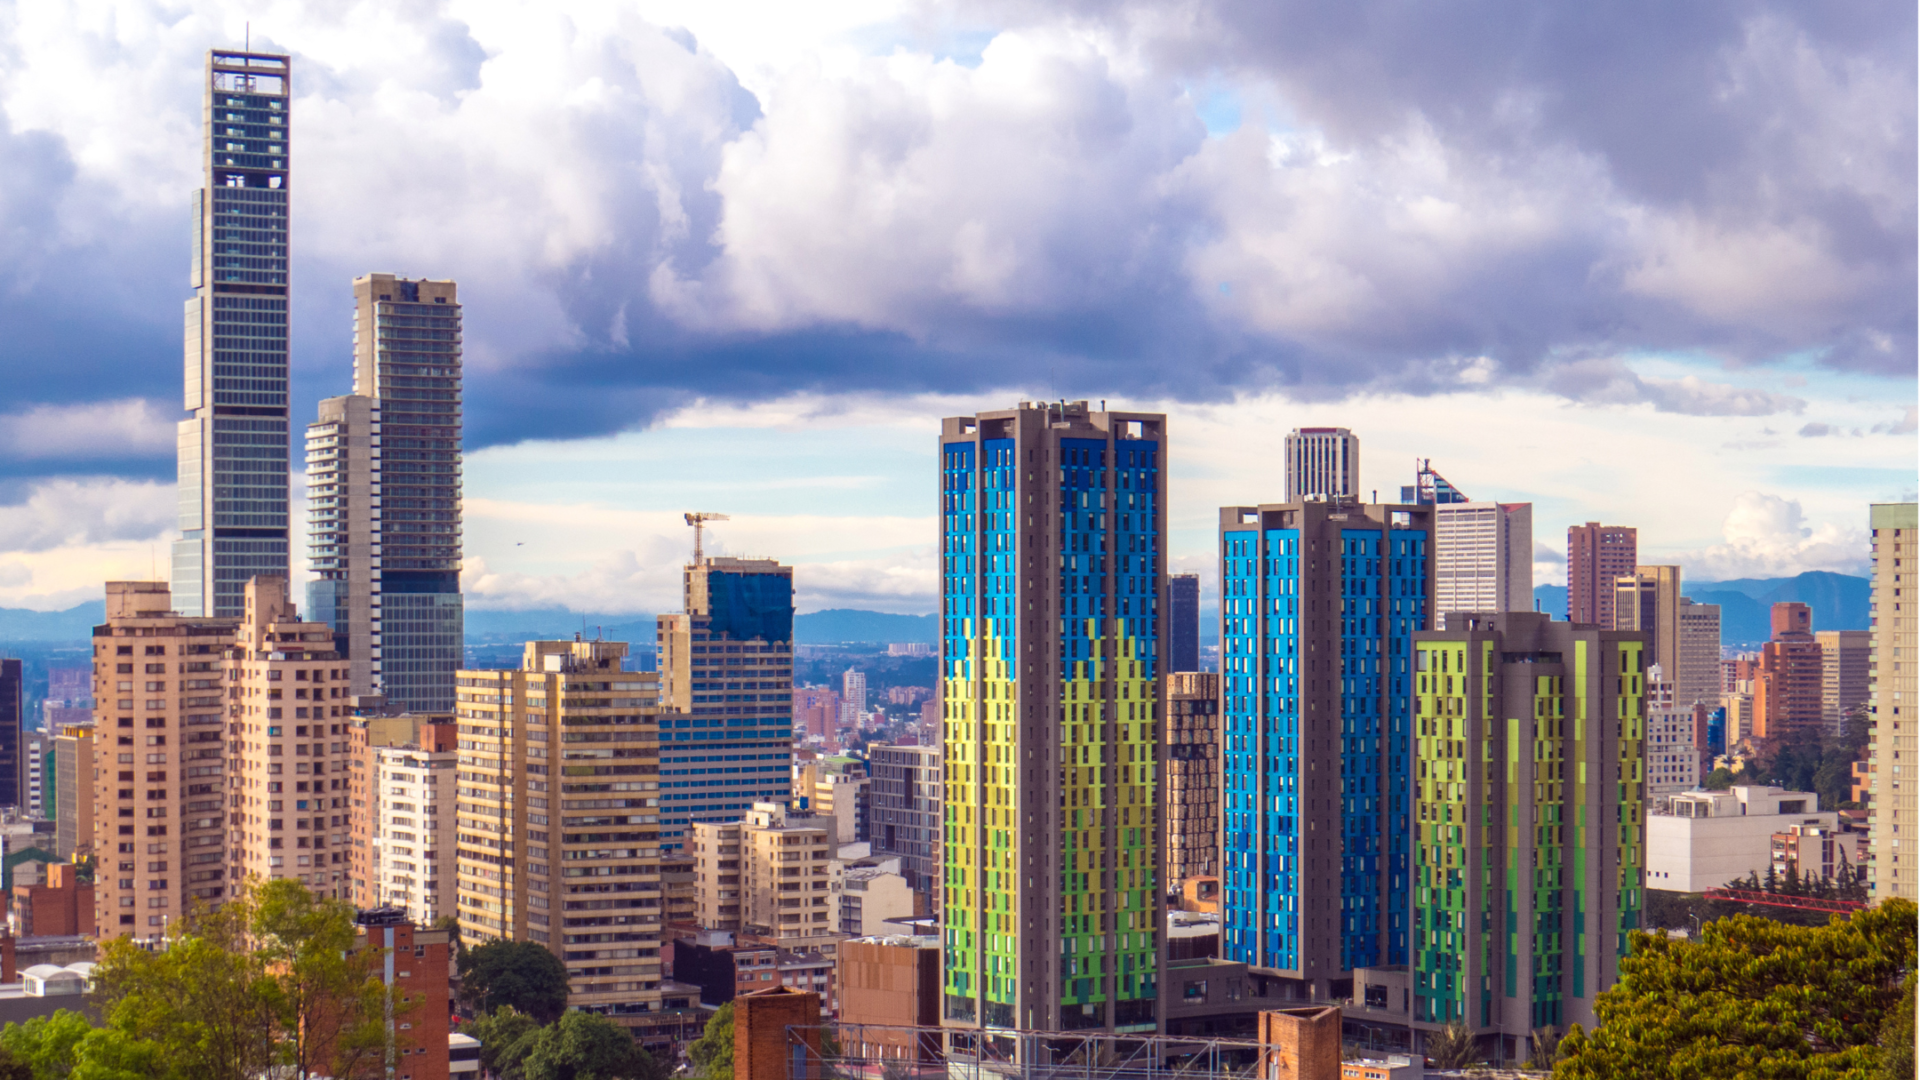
[0,571,1867,647]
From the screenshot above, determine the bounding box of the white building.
[1646,666,1701,796]
[1434,501,1533,620]
[369,742,457,923]
[1647,786,1833,893]
[1283,426,1359,502]
[841,669,868,728]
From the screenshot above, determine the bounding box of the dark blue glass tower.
[1217,500,1433,999]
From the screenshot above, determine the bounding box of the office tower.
[1217,499,1432,999]
[1169,574,1201,672]
[368,723,456,924]
[0,659,18,808]
[1433,501,1532,622]
[453,639,683,1042]
[354,274,464,712]
[1164,672,1220,884]
[305,395,379,696]
[1283,427,1359,503]
[1816,630,1870,733]
[226,578,352,898]
[1400,459,1470,505]
[1645,666,1700,796]
[1752,603,1823,740]
[938,400,1167,1033]
[1868,503,1917,900]
[22,733,45,819]
[53,725,93,858]
[843,669,869,727]
[1565,524,1636,627]
[869,743,943,893]
[1676,599,1723,706]
[1404,613,1643,1042]
[89,582,236,936]
[173,50,293,619]
[656,557,796,846]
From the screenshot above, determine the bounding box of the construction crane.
[684,512,730,562]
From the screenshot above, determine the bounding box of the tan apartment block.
[89,582,235,937]
[226,577,353,898]
[1869,503,1918,901]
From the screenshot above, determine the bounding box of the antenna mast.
[684,512,731,563]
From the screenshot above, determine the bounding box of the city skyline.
[0,3,1908,616]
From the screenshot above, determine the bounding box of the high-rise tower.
[1433,502,1532,621]
[174,50,293,619]
[655,556,796,847]
[1283,428,1359,503]
[938,401,1167,1034]
[1868,503,1917,900]
[1216,500,1432,999]
[1168,573,1201,672]
[1565,524,1635,628]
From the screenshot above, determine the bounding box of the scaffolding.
[784,1023,1267,1080]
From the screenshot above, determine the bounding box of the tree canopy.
[462,1008,665,1080]
[460,940,572,1024]
[1555,898,1917,1079]
[687,1001,735,1080]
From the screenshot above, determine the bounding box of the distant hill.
[463,607,655,644]
[0,600,104,642]
[795,609,937,644]
[1534,572,1867,646]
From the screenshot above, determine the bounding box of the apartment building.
[89,582,235,936]
[1165,672,1221,884]
[368,723,457,924]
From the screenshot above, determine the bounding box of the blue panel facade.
[709,570,796,643]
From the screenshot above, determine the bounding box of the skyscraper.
[1433,501,1532,621]
[1169,573,1201,672]
[655,556,796,846]
[1217,499,1432,999]
[0,659,18,809]
[1565,523,1636,628]
[1401,613,1643,1043]
[843,668,869,727]
[174,50,293,619]
[306,394,379,696]
[1815,630,1870,732]
[1676,599,1723,707]
[1165,672,1221,884]
[1753,602,1823,740]
[1283,427,1359,503]
[869,743,944,895]
[1868,503,1916,900]
[939,400,1166,1033]
[1613,566,1682,686]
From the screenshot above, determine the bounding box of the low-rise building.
[835,864,915,937]
[1646,786,1835,893]
[835,935,939,1061]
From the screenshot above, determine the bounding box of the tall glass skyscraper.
[939,401,1166,1035]
[1216,500,1433,1001]
[174,50,293,619]
[656,556,796,847]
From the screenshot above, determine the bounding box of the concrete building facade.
[368,726,457,924]
[51,726,92,859]
[1165,672,1221,885]
[1868,503,1917,900]
[1565,523,1636,629]
[867,743,942,894]
[939,401,1167,1033]
[1433,501,1531,620]
[1282,428,1358,503]
[1754,603,1824,740]
[226,577,352,898]
[1816,629,1870,733]
[1647,786,1831,893]
[1218,500,1432,1000]
[0,660,19,811]
[1645,667,1702,797]
[89,582,236,936]
[305,394,380,698]
[173,50,294,619]
[656,557,796,846]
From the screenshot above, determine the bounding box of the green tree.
[1424,1020,1479,1070]
[1881,972,1915,1080]
[0,1011,165,1080]
[1703,767,1736,791]
[519,1011,664,1080]
[460,941,571,1024]
[253,878,391,1079]
[1555,898,1918,1079]
[687,1002,735,1080]
[90,894,277,1080]
[464,1007,542,1078]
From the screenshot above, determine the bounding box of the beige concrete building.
[369,724,456,923]
[1677,598,1723,706]
[1646,666,1701,797]
[52,725,93,859]
[691,819,744,930]
[454,639,683,1041]
[835,864,915,937]
[693,802,835,949]
[226,577,352,899]
[1164,672,1220,884]
[1817,629,1871,733]
[1868,503,1917,901]
[89,582,235,937]
[1615,566,1720,705]
[1432,501,1532,619]
[1647,786,1830,893]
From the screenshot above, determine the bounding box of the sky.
[0,0,1912,615]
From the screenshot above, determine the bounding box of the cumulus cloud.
[1539,358,1806,416]
[1873,404,1918,435]
[462,547,937,615]
[0,399,175,462]
[0,477,173,553]
[1680,492,1867,581]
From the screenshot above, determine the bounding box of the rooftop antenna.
[684,512,731,563]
